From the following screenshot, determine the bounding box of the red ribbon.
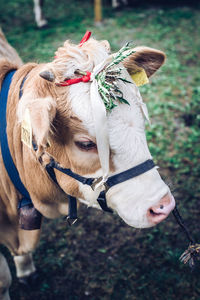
[56,72,91,86]
[79,31,92,47]
[55,31,92,85]
[55,30,91,58]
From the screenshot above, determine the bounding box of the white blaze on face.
[69,58,170,228]
[105,70,169,228]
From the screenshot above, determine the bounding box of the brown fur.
[0,58,101,256]
[0,28,23,67]
[123,46,166,78]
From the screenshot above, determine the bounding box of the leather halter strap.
[106,160,155,189]
[46,158,155,189]
[45,157,156,214]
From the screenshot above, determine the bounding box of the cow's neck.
[5,64,72,219]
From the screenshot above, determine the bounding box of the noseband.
[44,156,155,220]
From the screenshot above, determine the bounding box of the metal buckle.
[64,216,78,226]
[91,176,103,191]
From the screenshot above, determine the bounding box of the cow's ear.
[18,96,56,156]
[123,47,166,78]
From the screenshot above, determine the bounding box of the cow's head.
[18,36,175,228]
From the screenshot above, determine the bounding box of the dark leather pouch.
[19,204,42,230]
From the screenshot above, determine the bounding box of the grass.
[0,1,200,299]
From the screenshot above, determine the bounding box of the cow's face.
[18,38,175,228]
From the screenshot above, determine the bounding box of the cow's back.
[0,28,23,66]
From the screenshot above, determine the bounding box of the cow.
[0,29,175,297]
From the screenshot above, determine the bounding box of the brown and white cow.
[0,30,175,296]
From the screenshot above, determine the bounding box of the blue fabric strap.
[0,71,31,201]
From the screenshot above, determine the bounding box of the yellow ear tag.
[131,68,149,87]
[21,108,32,148]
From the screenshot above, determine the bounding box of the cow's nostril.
[147,193,175,225]
[149,208,164,216]
[147,207,166,224]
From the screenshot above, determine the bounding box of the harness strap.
[97,191,113,213]
[106,159,155,188]
[19,75,28,99]
[46,158,95,186]
[45,159,78,223]
[45,158,112,213]
[0,71,30,200]
[33,143,78,222]
[0,70,42,230]
[45,156,156,213]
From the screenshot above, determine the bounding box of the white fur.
[14,253,36,278]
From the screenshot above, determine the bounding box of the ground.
[0,1,200,299]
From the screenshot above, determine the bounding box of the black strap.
[106,159,155,188]
[46,158,95,186]
[68,196,77,220]
[19,75,28,99]
[97,191,113,213]
[45,161,59,185]
[46,158,155,214]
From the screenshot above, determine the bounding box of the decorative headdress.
[54,31,150,189]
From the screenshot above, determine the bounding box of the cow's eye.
[75,141,97,151]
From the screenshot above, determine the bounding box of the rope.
[172,206,195,244]
[172,206,200,269]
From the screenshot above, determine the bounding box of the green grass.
[1,1,200,299]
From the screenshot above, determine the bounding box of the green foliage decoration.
[95,43,135,111]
